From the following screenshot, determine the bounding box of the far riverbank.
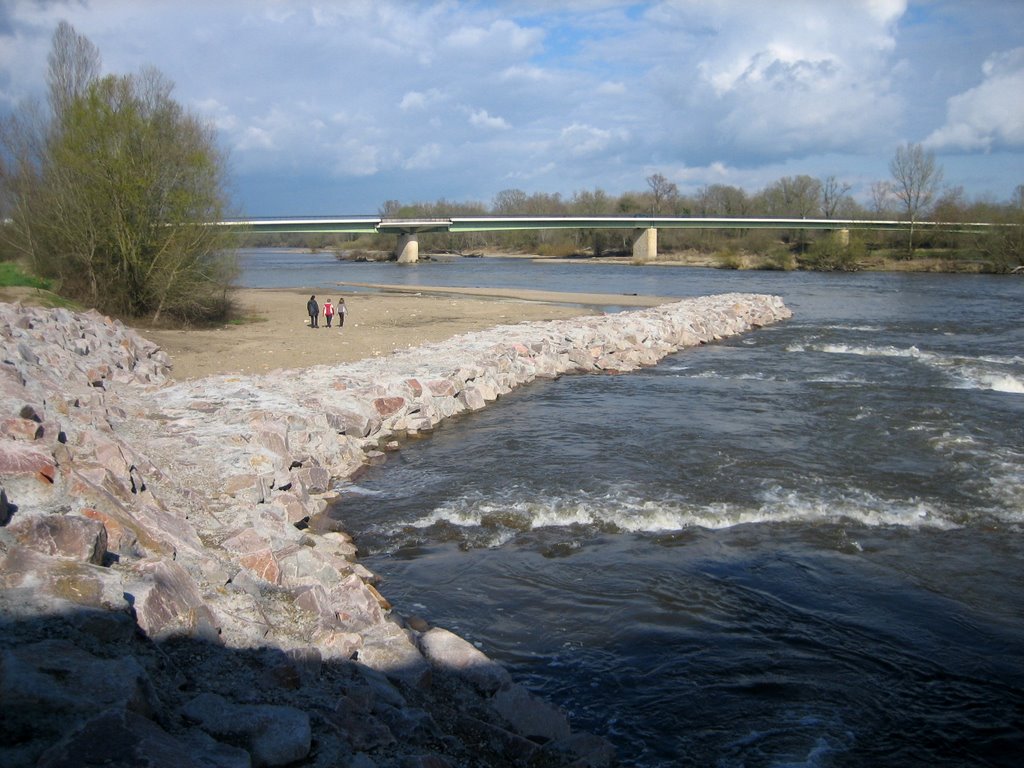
[464,248,1018,273]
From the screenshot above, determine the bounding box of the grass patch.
[0,261,51,289]
[0,285,79,310]
[0,261,78,309]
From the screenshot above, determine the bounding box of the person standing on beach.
[337,298,347,329]
[323,299,334,328]
[307,295,319,328]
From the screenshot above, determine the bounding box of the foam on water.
[338,483,384,496]
[667,364,877,386]
[970,448,1024,519]
[384,481,962,547]
[787,341,1024,394]
[755,485,957,529]
[684,370,776,381]
[821,324,885,332]
[922,425,1024,520]
[796,342,930,359]
[959,370,1024,393]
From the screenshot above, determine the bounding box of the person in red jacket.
[323,299,335,328]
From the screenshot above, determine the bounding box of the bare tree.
[570,187,614,254]
[491,188,529,214]
[889,142,943,255]
[932,185,966,223]
[47,20,101,125]
[378,199,402,217]
[760,175,822,218]
[821,175,852,218]
[697,184,749,216]
[869,181,893,216]
[0,103,50,266]
[646,173,678,215]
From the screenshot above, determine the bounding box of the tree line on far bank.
[0,22,236,323]
[256,155,1023,273]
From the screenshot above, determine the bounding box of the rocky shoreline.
[1,293,791,767]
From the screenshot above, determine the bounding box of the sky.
[1,0,1022,216]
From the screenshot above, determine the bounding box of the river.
[244,250,1024,767]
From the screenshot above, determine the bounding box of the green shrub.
[737,229,776,254]
[800,235,864,271]
[762,246,797,271]
[536,241,579,258]
[715,248,743,269]
[1,23,235,323]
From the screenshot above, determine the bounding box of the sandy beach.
[141,283,673,379]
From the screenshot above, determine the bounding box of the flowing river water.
[245,251,1024,766]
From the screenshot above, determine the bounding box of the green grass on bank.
[0,261,51,289]
[0,261,82,310]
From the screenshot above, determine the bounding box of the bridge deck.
[222,216,997,235]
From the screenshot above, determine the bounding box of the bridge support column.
[834,228,850,247]
[632,227,658,263]
[396,234,419,263]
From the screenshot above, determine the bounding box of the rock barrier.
[0,293,791,766]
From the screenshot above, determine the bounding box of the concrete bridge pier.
[632,227,658,263]
[396,233,419,263]
[834,228,850,247]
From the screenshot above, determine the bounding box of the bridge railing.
[220,215,1002,235]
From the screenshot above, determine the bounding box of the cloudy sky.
[1,0,1022,216]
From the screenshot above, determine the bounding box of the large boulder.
[0,543,127,613]
[0,640,162,765]
[36,709,251,768]
[418,627,511,694]
[121,559,221,642]
[7,513,108,565]
[182,692,312,768]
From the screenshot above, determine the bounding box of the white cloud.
[469,109,511,130]
[925,47,1024,151]
[193,98,238,131]
[399,89,448,111]
[559,123,628,156]
[331,138,380,177]
[237,126,274,151]
[596,81,627,96]
[399,92,428,111]
[264,4,299,25]
[654,0,905,155]
[499,65,552,82]
[403,143,442,170]
[505,161,557,181]
[444,19,542,55]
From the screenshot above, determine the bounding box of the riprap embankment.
[0,293,790,767]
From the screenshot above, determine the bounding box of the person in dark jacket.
[307,295,319,328]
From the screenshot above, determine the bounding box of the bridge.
[219,216,998,263]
